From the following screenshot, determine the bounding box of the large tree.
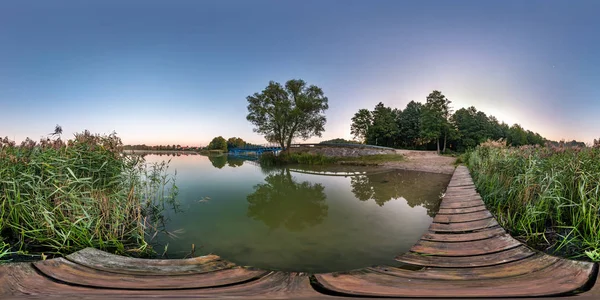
[246,79,329,151]
[421,90,452,153]
[350,109,372,143]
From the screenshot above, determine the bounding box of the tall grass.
[465,141,600,260]
[0,131,177,260]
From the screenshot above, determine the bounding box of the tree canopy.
[350,109,372,143]
[227,137,246,149]
[207,136,227,151]
[246,79,329,150]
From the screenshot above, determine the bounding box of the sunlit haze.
[1,0,599,146]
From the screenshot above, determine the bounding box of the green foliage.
[226,137,246,149]
[207,136,228,152]
[421,90,452,153]
[0,131,177,260]
[466,144,600,260]
[246,79,329,150]
[366,103,399,147]
[452,107,494,151]
[396,101,422,148]
[350,109,372,143]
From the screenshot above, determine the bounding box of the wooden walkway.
[1,166,599,298]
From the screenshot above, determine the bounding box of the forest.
[350,90,581,152]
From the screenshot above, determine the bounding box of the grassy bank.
[0,131,177,261]
[464,141,600,261]
[259,152,404,166]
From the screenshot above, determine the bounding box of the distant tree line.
[350,90,561,152]
[319,138,361,144]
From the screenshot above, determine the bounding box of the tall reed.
[0,131,177,260]
[465,141,600,260]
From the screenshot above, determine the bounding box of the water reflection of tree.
[207,155,227,169]
[350,171,450,217]
[227,157,245,167]
[247,169,328,231]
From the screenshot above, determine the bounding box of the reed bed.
[0,131,177,261]
[465,141,600,261]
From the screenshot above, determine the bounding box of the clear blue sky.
[1,0,599,146]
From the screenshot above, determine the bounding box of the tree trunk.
[436,138,440,154]
[443,133,447,153]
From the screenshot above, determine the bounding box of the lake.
[145,153,451,273]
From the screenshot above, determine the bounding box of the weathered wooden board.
[396,245,536,267]
[420,226,506,242]
[34,257,269,290]
[370,253,559,280]
[410,234,521,256]
[437,204,488,214]
[429,218,498,232]
[434,210,492,223]
[439,199,486,208]
[1,262,323,298]
[314,259,594,298]
[67,247,235,275]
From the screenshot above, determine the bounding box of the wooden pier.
[1,166,598,298]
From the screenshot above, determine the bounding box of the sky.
[1,0,599,146]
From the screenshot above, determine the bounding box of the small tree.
[246,79,329,151]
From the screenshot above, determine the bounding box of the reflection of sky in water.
[145,154,450,273]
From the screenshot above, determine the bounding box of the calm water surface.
[146,153,450,273]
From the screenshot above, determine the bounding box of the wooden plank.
[314,259,594,298]
[439,199,485,208]
[396,245,535,267]
[420,226,506,242]
[433,210,492,223]
[369,253,559,280]
[441,195,483,203]
[34,258,269,290]
[66,247,235,275]
[1,263,324,298]
[410,234,521,256]
[437,205,488,214]
[429,218,498,232]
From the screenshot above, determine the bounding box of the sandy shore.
[383,149,457,174]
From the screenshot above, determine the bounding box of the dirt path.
[383,149,457,174]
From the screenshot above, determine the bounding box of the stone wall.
[288,145,397,157]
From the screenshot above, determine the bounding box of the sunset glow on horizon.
[2,1,599,146]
